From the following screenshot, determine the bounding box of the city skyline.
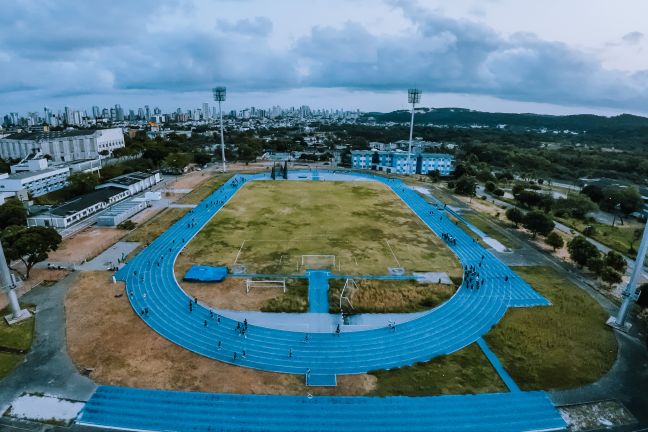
[2,1,648,116]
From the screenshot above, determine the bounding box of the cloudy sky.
[2,0,648,116]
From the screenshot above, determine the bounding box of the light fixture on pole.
[607,218,648,331]
[212,87,227,172]
[406,88,421,175]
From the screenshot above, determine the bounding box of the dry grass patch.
[65,271,374,395]
[328,279,456,314]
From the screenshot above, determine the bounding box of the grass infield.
[177,181,463,277]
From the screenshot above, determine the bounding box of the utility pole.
[0,241,30,325]
[607,219,648,331]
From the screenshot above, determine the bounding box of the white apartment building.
[0,128,125,162]
[0,166,70,197]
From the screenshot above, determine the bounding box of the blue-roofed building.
[351,150,454,175]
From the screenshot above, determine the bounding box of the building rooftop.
[3,129,98,141]
[100,171,156,187]
[4,166,69,180]
[50,187,124,216]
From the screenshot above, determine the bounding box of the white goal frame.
[299,254,336,270]
[246,279,287,293]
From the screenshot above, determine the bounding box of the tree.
[522,211,555,238]
[600,266,623,288]
[600,187,643,226]
[604,251,627,273]
[506,207,524,227]
[581,185,604,203]
[427,170,441,183]
[515,190,543,208]
[454,175,477,196]
[493,188,504,197]
[66,172,99,197]
[552,194,597,219]
[587,256,605,276]
[545,231,564,251]
[2,226,62,279]
[568,236,601,268]
[193,152,212,166]
[0,198,27,229]
[163,152,192,174]
[484,181,496,193]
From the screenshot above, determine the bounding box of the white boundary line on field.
[233,240,246,265]
[384,240,401,267]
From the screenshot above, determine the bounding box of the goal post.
[246,279,287,293]
[299,254,336,270]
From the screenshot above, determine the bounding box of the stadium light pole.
[0,241,30,324]
[212,87,227,172]
[406,89,421,175]
[608,218,648,331]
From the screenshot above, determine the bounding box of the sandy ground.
[179,277,284,311]
[65,272,375,395]
[48,228,128,263]
[130,206,165,225]
[166,171,212,190]
[0,267,69,310]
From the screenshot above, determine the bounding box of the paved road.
[0,273,96,415]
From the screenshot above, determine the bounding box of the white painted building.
[0,128,125,162]
[0,166,70,197]
[95,171,161,195]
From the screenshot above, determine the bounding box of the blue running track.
[307,270,330,313]
[77,386,566,432]
[115,171,550,376]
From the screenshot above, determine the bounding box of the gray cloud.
[622,31,644,44]
[217,17,273,37]
[1,0,647,112]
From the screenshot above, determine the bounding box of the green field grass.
[486,266,617,390]
[370,343,506,396]
[177,181,463,277]
[0,305,35,379]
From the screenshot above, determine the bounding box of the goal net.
[300,254,336,270]
[246,279,287,293]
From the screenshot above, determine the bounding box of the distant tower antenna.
[406,88,421,175]
[212,87,227,172]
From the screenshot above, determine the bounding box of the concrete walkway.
[0,273,96,415]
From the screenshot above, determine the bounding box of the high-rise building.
[115,104,124,121]
[92,106,101,119]
[202,103,210,120]
[145,105,150,121]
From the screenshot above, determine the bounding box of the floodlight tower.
[406,88,422,175]
[608,219,648,331]
[212,87,227,172]
[0,241,30,324]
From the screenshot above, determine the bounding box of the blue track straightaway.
[77,386,567,432]
[307,270,330,313]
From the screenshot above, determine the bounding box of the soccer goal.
[339,278,358,311]
[246,279,287,293]
[299,254,336,270]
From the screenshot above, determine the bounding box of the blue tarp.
[183,265,228,282]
